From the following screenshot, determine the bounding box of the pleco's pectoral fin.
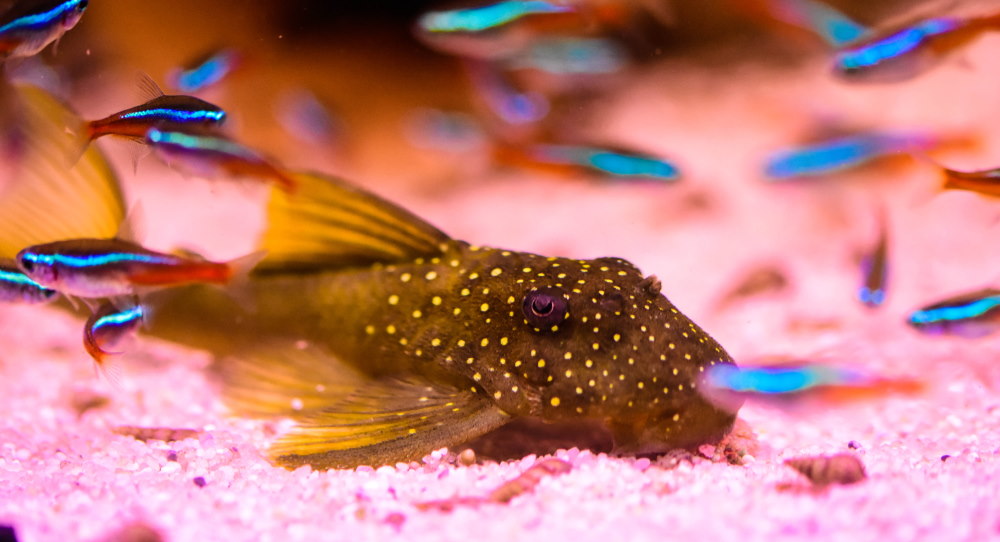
[216,343,510,469]
[0,84,125,259]
[216,342,370,418]
[256,171,453,273]
[269,377,511,470]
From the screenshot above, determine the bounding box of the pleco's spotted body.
[145,174,740,467]
[0,85,739,469]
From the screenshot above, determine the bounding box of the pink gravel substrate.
[3,43,1000,542]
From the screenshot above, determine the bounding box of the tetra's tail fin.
[0,84,126,259]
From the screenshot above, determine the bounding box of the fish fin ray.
[0,85,125,259]
[270,377,510,469]
[136,72,165,101]
[215,343,369,417]
[256,171,452,273]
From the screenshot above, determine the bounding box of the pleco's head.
[442,248,741,453]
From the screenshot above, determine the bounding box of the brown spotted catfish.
[0,85,740,469]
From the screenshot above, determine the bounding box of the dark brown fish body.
[146,174,739,467]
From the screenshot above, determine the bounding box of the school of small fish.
[0,0,994,473]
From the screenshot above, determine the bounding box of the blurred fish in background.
[167,46,243,94]
[762,130,976,182]
[908,288,1000,338]
[700,361,924,413]
[274,88,343,148]
[937,164,1000,199]
[832,10,1000,82]
[857,205,889,309]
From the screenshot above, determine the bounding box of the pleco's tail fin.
[0,84,127,259]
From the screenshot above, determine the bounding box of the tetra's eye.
[522,287,569,329]
[18,255,34,272]
[77,0,89,10]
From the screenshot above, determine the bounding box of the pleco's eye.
[522,287,569,329]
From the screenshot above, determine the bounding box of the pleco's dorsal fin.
[256,172,453,273]
[0,85,126,259]
[270,376,510,469]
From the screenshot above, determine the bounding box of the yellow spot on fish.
[365,325,375,335]
[637,381,645,389]
[506,296,515,304]
[466,357,475,365]
[481,338,489,347]
[386,325,396,335]
[564,352,572,360]
[480,303,489,312]
[684,353,692,360]
[425,271,438,280]
[494,391,502,399]
[550,397,561,407]
[458,339,466,347]
[431,338,441,347]
[461,288,471,296]
[500,337,509,346]
[473,372,482,381]
[565,370,573,377]
[401,273,412,283]
[613,333,621,342]
[412,310,422,318]
[592,343,600,351]
[585,359,594,368]
[432,296,442,306]
[672,413,680,422]
[538,360,546,368]
[388,295,399,305]
[491,267,503,277]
